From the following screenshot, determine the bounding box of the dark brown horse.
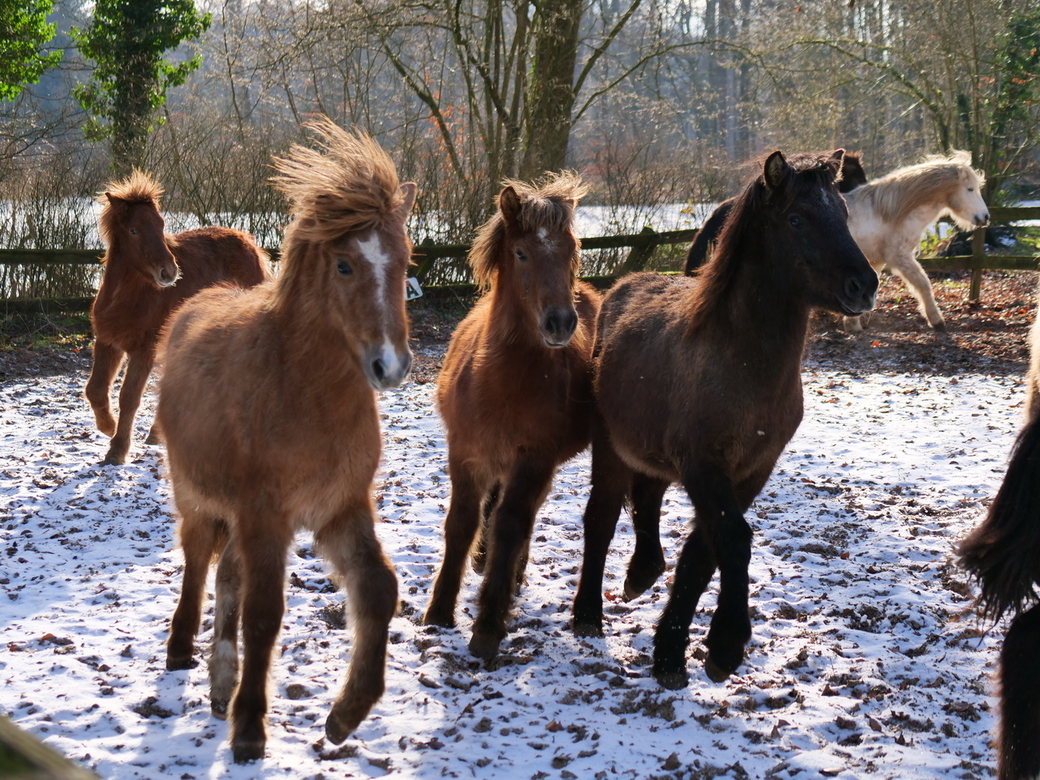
[158,119,415,763]
[683,150,868,274]
[423,172,601,660]
[959,285,1040,780]
[86,169,269,465]
[571,150,877,689]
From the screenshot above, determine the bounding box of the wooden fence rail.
[1,206,1037,310]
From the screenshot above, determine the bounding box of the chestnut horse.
[86,170,269,465]
[843,150,989,331]
[683,151,869,274]
[571,150,878,689]
[157,119,415,763]
[423,173,600,660]
[959,280,1040,780]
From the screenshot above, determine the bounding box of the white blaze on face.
[356,231,407,382]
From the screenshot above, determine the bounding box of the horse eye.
[129,228,138,235]
[337,259,353,276]
[967,187,974,192]
[788,214,803,228]
[515,249,527,262]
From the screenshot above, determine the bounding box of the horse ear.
[499,186,522,222]
[763,151,790,190]
[397,182,417,219]
[829,148,847,183]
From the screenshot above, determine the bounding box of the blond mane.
[97,169,164,246]
[470,171,588,290]
[857,150,985,228]
[271,117,404,248]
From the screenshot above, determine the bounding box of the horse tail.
[998,602,1040,780]
[959,418,1040,621]
[683,199,734,276]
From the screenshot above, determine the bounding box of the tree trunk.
[520,0,582,178]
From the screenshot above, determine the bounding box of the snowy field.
[0,350,1026,779]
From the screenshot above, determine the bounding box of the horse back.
[595,272,802,491]
[437,281,600,478]
[171,226,270,295]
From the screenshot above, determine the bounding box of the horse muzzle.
[153,263,181,288]
[838,271,878,315]
[540,307,579,348]
[362,342,412,391]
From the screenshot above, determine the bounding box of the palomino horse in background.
[683,151,869,275]
[158,119,415,763]
[843,150,989,331]
[86,170,268,465]
[959,281,1040,780]
[423,173,600,660]
[571,151,877,688]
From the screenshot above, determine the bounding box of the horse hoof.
[704,655,737,683]
[232,739,265,764]
[325,713,358,745]
[211,699,229,720]
[571,620,603,639]
[165,654,196,671]
[468,631,502,660]
[421,607,455,629]
[622,568,664,601]
[652,666,688,690]
[101,449,128,466]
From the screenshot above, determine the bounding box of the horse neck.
[697,236,813,369]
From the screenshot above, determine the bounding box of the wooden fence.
[1,206,1038,311]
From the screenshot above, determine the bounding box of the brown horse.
[959,279,1040,780]
[571,150,877,689]
[683,150,869,274]
[157,118,415,763]
[85,170,269,465]
[423,172,600,660]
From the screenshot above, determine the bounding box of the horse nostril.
[371,358,386,383]
[845,277,863,298]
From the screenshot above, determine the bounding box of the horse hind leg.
[470,482,501,575]
[318,507,398,745]
[423,464,484,628]
[84,341,123,437]
[998,603,1040,780]
[167,510,227,670]
[470,458,555,660]
[209,540,242,719]
[623,473,668,601]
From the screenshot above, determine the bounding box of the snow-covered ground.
[0,351,1025,779]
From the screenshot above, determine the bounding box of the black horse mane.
[686,153,840,333]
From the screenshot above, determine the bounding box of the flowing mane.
[469,171,587,289]
[97,169,164,246]
[687,152,841,332]
[855,150,984,229]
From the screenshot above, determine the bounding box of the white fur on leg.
[209,638,239,720]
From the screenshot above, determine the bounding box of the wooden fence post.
[617,226,657,275]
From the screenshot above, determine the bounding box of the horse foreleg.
[229,519,291,764]
[103,348,155,465]
[652,523,717,689]
[624,473,669,601]
[210,540,241,719]
[999,603,1040,780]
[469,457,555,660]
[424,463,484,628]
[85,340,123,437]
[572,428,631,636]
[889,254,945,330]
[167,510,227,671]
[319,506,398,744]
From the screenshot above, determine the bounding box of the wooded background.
[2,0,1038,267]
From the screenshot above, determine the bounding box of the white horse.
[843,150,989,331]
